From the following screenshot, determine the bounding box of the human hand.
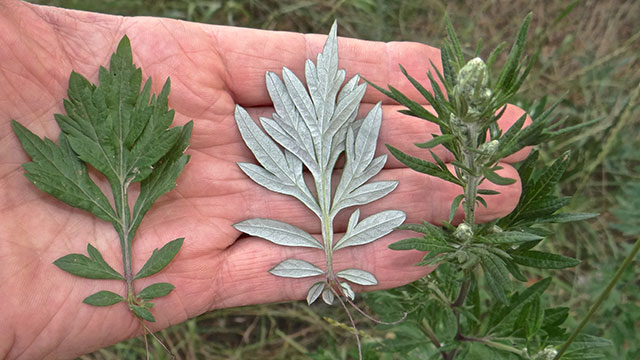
[0,1,529,358]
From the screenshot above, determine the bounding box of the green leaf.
[11,121,116,223]
[55,36,184,190]
[524,296,543,338]
[444,13,465,67]
[13,35,191,324]
[138,282,175,300]
[131,304,156,322]
[542,307,569,329]
[480,253,512,303]
[478,189,501,195]
[134,238,184,280]
[131,122,193,236]
[515,196,570,220]
[83,290,125,306]
[387,144,462,186]
[489,277,552,332]
[449,194,464,223]
[534,212,599,224]
[476,231,543,245]
[548,334,612,355]
[54,244,123,280]
[512,250,580,269]
[389,237,453,253]
[495,13,531,90]
[415,134,455,149]
[397,221,447,242]
[85,243,123,279]
[503,258,527,282]
[483,167,516,185]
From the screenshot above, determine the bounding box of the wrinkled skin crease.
[0,1,531,358]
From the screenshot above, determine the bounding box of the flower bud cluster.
[532,346,559,360]
[477,139,500,165]
[455,57,492,107]
[454,222,474,241]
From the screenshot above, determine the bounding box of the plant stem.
[452,278,471,308]
[419,319,447,360]
[318,170,334,279]
[462,122,480,229]
[116,178,135,301]
[554,235,640,359]
[479,339,526,356]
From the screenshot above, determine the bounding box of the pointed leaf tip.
[134,238,184,280]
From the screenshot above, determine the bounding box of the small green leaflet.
[138,283,176,300]
[134,238,184,280]
[53,243,123,280]
[234,21,405,308]
[131,305,156,322]
[12,35,191,321]
[83,291,125,306]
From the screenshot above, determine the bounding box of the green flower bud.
[480,140,500,154]
[455,57,491,108]
[532,346,558,360]
[454,222,473,241]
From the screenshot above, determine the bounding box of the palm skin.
[0,1,529,358]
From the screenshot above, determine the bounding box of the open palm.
[0,1,529,358]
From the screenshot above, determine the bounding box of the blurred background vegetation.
[25,0,640,358]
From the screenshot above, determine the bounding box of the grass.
[25,0,640,358]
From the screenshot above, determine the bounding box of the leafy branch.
[366,13,607,360]
[233,22,405,359]
[12,36,192,328]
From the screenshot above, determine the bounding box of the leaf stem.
[419,318,444,357]
[554,235,640,359]
[461,122,480,229]
[117,177,135,301]
[334,290,362,360]
[478,338,526,356]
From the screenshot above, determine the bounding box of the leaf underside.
[233,22,404,304]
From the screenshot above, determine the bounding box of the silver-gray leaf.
[346,209,360,233]
[233,218,323,249]
[282,67,321,151]
[234,22,405,308]
[353,103,383,174]
[333,181,399,216]
[307,281,325,305]
[340,282,355,300]
[322,287,335,305]
[235,105,289,176]
[237,162,320,216]
[333,210,406,251]
[352,154,387,189]
[336,268,378,286]
[261,116,318,175]
[269,259,325,278]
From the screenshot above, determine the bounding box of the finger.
[212,228,433,309]
[199,25,441,106]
